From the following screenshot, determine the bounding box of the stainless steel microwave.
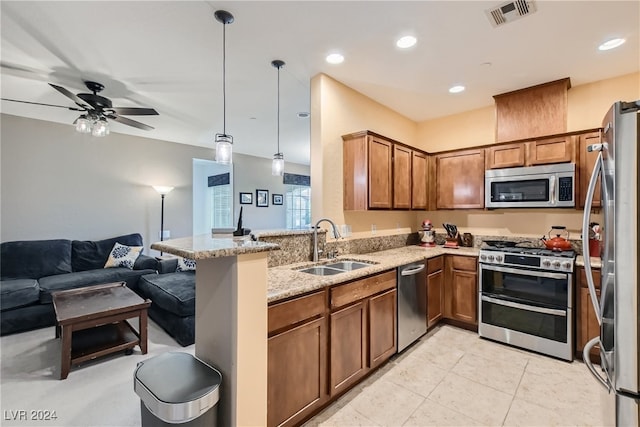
[485,163,575,209]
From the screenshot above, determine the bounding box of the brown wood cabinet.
[411,151,428,210]
[436,149,485,209]
[393,144,412,209]
[486,143,526,169]
[369,136,393,209]
[329,270,396,396]
[444,255,478,326]
[526,136,575,165]
[427,256,444,328]
[268,291,328,427]
[576,267,601,363]
[577,130,602,209]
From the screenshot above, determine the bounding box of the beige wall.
[311,73,418,236]
[314,72,638,237]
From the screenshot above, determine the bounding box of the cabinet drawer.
[268,290,326,334]
[427,256,444,274]
[330,270,396,309]
[579,268,601,290]
[450,256,477,272]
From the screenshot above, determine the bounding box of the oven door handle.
[481,295,567,317]
[482,264,568,280]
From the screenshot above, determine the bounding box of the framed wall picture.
[239,192,253,204]
[256,189,269,207]
[272,194,283,205]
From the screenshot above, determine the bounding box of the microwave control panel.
[558,177,573,201]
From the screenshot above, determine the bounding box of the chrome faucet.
[313,218,342,262]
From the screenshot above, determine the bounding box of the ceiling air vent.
[486,0,537,27]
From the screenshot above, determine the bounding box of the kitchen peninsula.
[151,234,278,427]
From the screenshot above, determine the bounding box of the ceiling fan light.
[92,118,109,137]
[75,116,92,134]
[272,153,284,176]
[215,133,233,164]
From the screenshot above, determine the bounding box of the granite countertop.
[267,245,479,303]
[151,234,279,260]
[575,255,602,269]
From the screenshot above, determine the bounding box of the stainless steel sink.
[298,266,345,276]
[325,261,372,271]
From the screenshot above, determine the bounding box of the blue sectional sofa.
[0,233,158,336]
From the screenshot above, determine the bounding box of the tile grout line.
[501,358,530,426]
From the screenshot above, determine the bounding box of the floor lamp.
[152,186,174,255]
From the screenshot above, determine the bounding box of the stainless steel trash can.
[134,352,222,426]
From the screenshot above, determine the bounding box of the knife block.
[444,233,461,248]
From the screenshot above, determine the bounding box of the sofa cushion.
[71,233,144,272]
[38,267,156,303]
[138,272,195,317]
[104,243,142,269]
[0,279,40,310]
[1,239,72,279]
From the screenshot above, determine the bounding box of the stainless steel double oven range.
[478,243,576,361]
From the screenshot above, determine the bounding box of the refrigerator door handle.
[583,336,611,392]
[581,150,603,324]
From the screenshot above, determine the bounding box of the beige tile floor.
[304,325,612,427]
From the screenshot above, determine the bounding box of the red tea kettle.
[541,226,572,251]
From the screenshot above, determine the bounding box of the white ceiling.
[1,1,638,166]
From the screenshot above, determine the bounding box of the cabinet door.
[411,151,428,210]
[578,131,602,209]
[486,143,526,169]
[578,287,601,360]
[436,149,485,209]
[393,145,412,209]
[268,316,327,427]
[427,269,444,327]
[330,301,367,395]
[527,136,575,165]
[369,289,397,369]
[449,270,478,324]
[368,136,393,209]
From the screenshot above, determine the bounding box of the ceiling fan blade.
[106,114,154,131]
[109,107,159,116]
[1,97,85,111]
[49,83,90,108]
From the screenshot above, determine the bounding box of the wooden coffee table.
[52,282,151,379]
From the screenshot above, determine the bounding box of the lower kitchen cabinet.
[267,291,328,427]
[444,255,478,327]
[329,270,397,397]
[427,256,444,328]
[576,266,601,362]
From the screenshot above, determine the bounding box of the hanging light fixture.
[214,10,235,164]
[271,60,285,176]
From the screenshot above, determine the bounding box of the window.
[283,173,311,230]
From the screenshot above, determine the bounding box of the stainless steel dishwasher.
[397,261,427,352]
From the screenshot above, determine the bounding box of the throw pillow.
[104,243,143,269]
[177,257,196,272]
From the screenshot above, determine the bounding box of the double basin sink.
[298,260,377,276]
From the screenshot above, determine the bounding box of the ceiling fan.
[1,81,158,135]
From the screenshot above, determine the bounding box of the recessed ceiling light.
[297,112,310,118]
[598,38,625,51]
[449,85,465,94]
[396,35,417,49]
[326,53,344,64]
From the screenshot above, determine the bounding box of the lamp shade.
[92,118,109,137]
[215,134,233,164]
[152,186,174,195]
[272,153,284,176]
[75,116,92,133]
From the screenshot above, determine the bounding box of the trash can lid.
[134,352,222,404]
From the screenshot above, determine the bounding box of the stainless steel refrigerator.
[582,100,639,426]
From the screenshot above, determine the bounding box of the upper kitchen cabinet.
[486,143,526,169]
[494,78,571,143]
[577,130,602,209]
[526,135,575,165]
[342,131,428,211]
[436,149,485,209]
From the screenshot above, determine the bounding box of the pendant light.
[271,60,285,176]
[214,10,234,164]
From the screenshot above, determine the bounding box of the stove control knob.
[488,255,495,262]
[562,261,572,270]
[495,255,503,262]
[553,260,561,268]
[480,254,487,261]
[542,260,552,267]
